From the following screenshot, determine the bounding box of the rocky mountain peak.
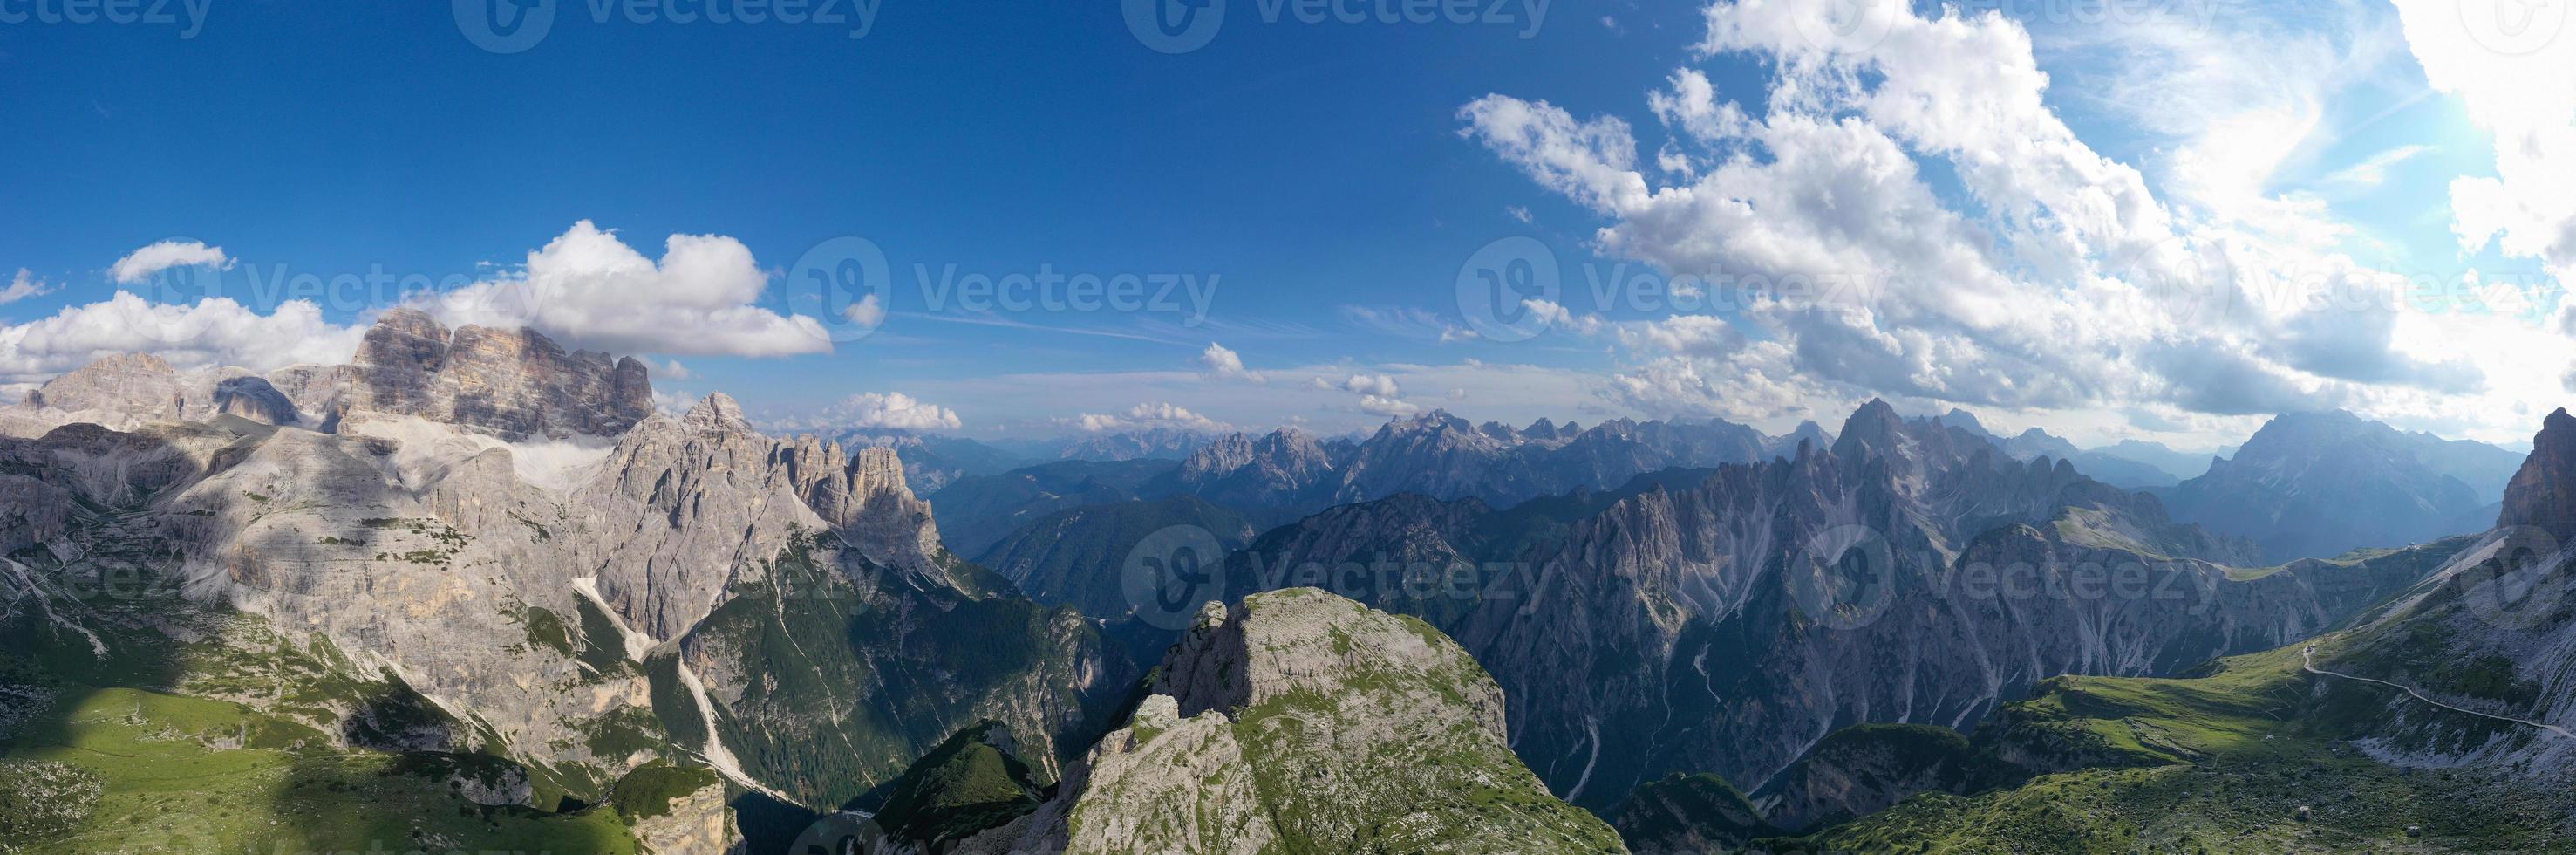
[2500,407,2576,542]
[357,307,453,370]
[1939,407,1991,437]
[681,393,756,434]
[290,311,655,440]
[1830,399,1908,462]
[23,352,186,421]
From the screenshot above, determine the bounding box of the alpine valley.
[2,312,2570,854]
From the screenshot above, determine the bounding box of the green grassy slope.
[1752,646,2570,853]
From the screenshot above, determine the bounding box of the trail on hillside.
[2302,646,2573,741]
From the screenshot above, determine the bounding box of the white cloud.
[842,292,886,329]
[2391,0,2576,280]
[426,220,830,358]
[1337,373,1402,398]
[1357,394,1419,417]
[1523,298,1605,335]
[109,240,233,284]
[1613,314,1745,358]
[1198,341,1264,382]
[0,292,366,385]
[0,270,54,305]
[651,359,693,380]
[2323,144,2435,187]
[821,392,962,431]
[1459,0,2549,442]
[1075,401,1227,433]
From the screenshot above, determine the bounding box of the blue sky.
[2,0,2570,448]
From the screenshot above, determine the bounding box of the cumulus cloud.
[0,292,367,385]
[822,392,962,431]
[109,240,233,284]
[1614,314,1746,358]
[426,220,829,358]
[1460,0,2537,438]
[1307,373,1418,418]
[1329,373,1402,398]
[1198,341,1264,383]
[0,270,53,305]
[1075,401,1228,433]
[1523,299,1605,335]
[842,292,886,329]
[1357,394,1420,417]
[2390,1,2576,278]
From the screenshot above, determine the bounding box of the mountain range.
[2158,408,2525,563]
[1,310,2565,853]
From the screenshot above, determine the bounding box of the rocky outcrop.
[209,374,299,424]
[23,353,189,424]
[631,781,740,855]
[959,590,1626,854]
[8,353,288,433]
[2499,407,2576,543]
[281,308,654,440]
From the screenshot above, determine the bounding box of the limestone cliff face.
[23,353,189,424]
[11,311,647,441]
[960,590,1626,854]
[570,393,948,642]
[276,308,653,440]
[0,373,1107,826]
[2499,407,2576,544]
[1221,401,2436,810]
[631,782,741,855]
[11,354,302,434]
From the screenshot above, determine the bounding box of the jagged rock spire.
[682,393,757,434]
[2501,407,2576,542]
